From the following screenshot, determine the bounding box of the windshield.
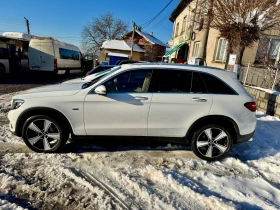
[82,66,121,89]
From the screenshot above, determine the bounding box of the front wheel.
[22,115,69,153]
[191,124,233,161]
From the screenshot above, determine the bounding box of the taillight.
[86,73,89,76]
[54,58,57,69]
[244,102,256,112]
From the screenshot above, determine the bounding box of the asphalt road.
[0,70,84,94]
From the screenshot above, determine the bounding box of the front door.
[84,69,153,136]
[148,69,213,137]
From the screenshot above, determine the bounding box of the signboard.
[228,54,237,65]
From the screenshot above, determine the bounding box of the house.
[167,0,280,68]
[99,40,145,65]
[122,30,169,62]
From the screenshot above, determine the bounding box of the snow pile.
[0,93,15,117]
[0,124,22,143]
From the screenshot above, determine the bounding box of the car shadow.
[63,136,189,153]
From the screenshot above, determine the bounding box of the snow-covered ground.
[1,93,280,210]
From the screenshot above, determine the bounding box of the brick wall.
[244,86,280,118]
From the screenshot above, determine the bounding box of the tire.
[64,69,70,77]
[22,115,69,153]
[191,124,233,161]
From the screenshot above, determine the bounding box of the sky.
[0,0,179,50]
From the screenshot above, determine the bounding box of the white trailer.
[28,37,82,74]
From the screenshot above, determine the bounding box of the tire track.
[63,167,131,210]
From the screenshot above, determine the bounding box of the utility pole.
[130,21,136,60]
[24,17,30,34]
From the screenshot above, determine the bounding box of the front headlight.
[12,99,25,109]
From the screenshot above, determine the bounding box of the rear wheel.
[191,124,233,161]
[22,115,69,153]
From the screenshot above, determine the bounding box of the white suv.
[8,64,257,161]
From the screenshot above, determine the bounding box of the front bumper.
[7,110,21,137]
[236,130,255,144]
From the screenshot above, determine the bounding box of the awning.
[108,52,129,58]
[164,43,186,57]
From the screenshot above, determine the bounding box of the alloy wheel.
[196,128,229,158]
[26,119,60,151]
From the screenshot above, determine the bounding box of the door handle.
[192,97,207,102]
[134,96,148,100]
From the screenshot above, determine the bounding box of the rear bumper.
[236,130,255,144]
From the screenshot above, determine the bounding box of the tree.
[209,0,280,68]
[81,13,128,56]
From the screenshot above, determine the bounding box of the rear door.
[148,69,213,137]
[28,40,41,70]
[39,40,54,71]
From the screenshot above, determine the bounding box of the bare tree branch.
[81,13,128,55]
[206,0,280,65]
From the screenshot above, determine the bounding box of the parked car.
[115,60,147,65]
[62,66,121,84]
[28,37,82,74]
[86,65,115,76]
[8,63,256,161]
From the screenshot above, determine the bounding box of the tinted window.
[59,48,79,60]
[199,73,236,94]
[104,70,152,93]
[152,70,192,93]
[191,72,208,93]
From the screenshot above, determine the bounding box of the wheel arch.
[16,107,73,137]
[186,115,240,144]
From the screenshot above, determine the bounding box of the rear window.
[199,72,236,95]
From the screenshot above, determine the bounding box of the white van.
[28,37,82,74]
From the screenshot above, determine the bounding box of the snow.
[101,40,145,53]
[135,30,169,48]
[0,198,27,210]
[248,85,280,95]
[1,93,280,209]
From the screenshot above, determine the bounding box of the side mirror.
[94,85,107,95]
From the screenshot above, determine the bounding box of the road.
[0,70,84,94]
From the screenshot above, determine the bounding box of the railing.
[239,64,280,91]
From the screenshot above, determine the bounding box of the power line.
[141,0,174,28]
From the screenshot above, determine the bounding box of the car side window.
[151,70,192,93]
[199,72,236,94]
[191,72,208,93]
[104,70,152,93]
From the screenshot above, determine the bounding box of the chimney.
[150,32,153,36]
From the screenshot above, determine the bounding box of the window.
[215,38,228,61]
[59,48,79,60]
[175,23,179,37]
[199,72,236,94]
[104,70,152,93]
[269,39,280,60]
[151,70,192,93]
[191,72,208,93]
[193,42,200,57]
[182,16,187,33]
